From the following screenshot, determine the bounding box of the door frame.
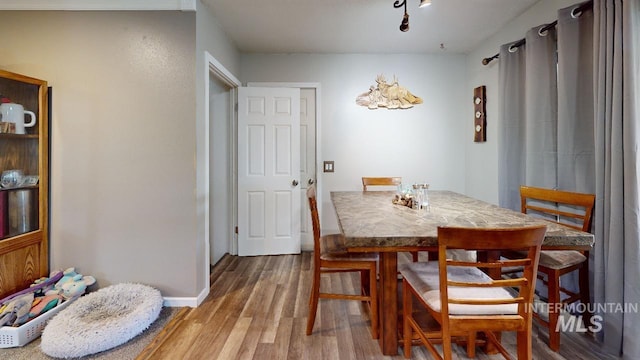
[200,51,240,305]
[247,82,321,251]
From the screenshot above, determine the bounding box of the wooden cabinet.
[0,69,49,299]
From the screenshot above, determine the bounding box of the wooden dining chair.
[305,185,379,339]
[400,225,546,360]
[516,185,595,352]
[361,176,420,262]
[361,176,402,191]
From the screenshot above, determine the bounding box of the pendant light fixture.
[394,0,431,32]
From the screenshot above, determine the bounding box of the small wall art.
[355,74,422,110]
[473,85,486,142]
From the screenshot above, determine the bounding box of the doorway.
[203,52,240,283]
[209,74,232,265]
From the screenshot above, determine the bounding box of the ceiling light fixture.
[394,0,431,32]
[399,11,410,32]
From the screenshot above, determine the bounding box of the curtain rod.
[481,0,593,66]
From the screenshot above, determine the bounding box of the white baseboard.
[163,285,210,308]
[163,297,198,308]
[196,286,209,306]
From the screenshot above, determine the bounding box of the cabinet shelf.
[0,185,39,192]
[0,133,39,139]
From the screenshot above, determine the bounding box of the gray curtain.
[557,4,596,193]
[499,24,560,212]
[498,0,640,355]
[520,26,560,299]
[498,42,526,211]
[556,1,597,297]
[593,0,640,357]
[525,25,558,189]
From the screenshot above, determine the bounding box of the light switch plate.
[323,161,334,173]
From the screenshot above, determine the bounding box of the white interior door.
[299,89,316,248]
[247,82,320,251]
[237,87,301,256]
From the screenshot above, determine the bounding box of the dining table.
[330,190,595,356]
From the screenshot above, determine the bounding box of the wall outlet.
[323,161,334,173]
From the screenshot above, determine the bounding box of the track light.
[400,12,409,32]
[393,0,431,32]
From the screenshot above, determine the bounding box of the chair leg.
[369,266,379,339]
[467,332,477,358]
[579,261,593,329]
[306,267,321,336]
[361,270,369,301]
[516,327,533,360]
[546,269,561,351]
[403,280,413,359]
[442,329,453,360]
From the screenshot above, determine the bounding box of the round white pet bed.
[41,283,163,359]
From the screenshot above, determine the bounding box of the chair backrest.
[520,186,595,232]
[436,226,546,324]
[362,177,402,191]
[306,185,322,256]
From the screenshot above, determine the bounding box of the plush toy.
[28,294,62,319]
[30,270,64,296]
[0,292,34,327]
[45,267,96,299]
[49,268,81,292]
[59,275,96,300]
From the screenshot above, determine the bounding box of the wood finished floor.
[141,253,620,359]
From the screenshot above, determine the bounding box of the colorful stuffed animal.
[0,292,35,327]
[28,294,62,319]
[45,267,96,298]
[31,270,64,296]
[60,275,96,300]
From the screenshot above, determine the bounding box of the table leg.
[378,252,398,355]
[477,250,501,279]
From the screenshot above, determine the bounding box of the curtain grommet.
[571,6,583,18]
[538,26,549,37]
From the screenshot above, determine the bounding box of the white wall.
[241,54,467,232]
[0,11,198,297]
[464,0,581,204]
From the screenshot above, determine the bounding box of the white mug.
[0,103,36,134]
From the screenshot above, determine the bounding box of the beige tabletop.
[331,190,594,250]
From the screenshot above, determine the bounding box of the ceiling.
[202,0,540,54]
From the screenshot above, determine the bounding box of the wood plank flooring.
[140,253,620,359]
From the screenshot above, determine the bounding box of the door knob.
[292,180,299,186]
[308,179,315,185]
